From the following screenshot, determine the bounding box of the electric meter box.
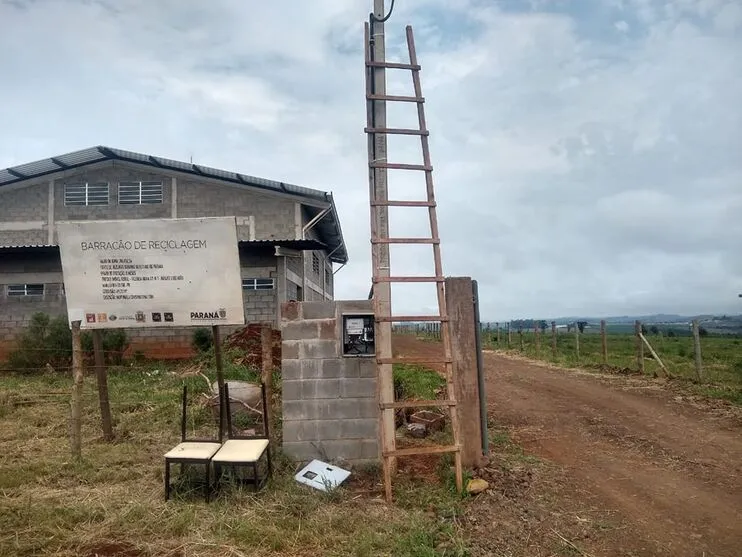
[341,313,375,357]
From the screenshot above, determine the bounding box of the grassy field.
[483,330,742,404]
[0,358,471,557]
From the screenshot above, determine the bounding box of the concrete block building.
[0,146,348,358]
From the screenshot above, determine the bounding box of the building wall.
[280,300,378,465]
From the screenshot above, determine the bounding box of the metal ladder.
[364,21,463,502]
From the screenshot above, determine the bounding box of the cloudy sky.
[1,0,740,320]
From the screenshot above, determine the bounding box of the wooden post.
[212,325,227,437]
[446,277,483,468]
[260,324,274,443]
[518,329,524,351]
[92,330,114,441]
[639,333,671,378]
[551,321,557,359]
[496,322,500,345]
[507,322,512,348]
[534,323,540,357]
[70,320,83,459]
[692,320,704,382]
[574,324,580,360]
[635,320,644,374]
[600,319,608,366]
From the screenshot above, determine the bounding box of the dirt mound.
[224,325,281,369]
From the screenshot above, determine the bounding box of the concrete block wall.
[281,299,378,465]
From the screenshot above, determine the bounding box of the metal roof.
[0,146,348,263]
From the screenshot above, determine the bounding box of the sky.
[0,0,740,321]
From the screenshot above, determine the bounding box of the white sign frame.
[57,217,246,329]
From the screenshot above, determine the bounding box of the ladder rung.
[366,61,421,70]
[381,400,456,409]
[369,162,432,171]
[367,94,424,103]
[376,315,447,323]
[377,357,453,365]
[373,276,444,283]
[371,200,436,207]
[371,238,439,244]
[364,127,429,136]
[383,445,460,458]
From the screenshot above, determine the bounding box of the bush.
[6,313,72,373]
[192,328,213,353]
[80,329,129,366]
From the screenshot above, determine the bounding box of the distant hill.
[482,314,742,336]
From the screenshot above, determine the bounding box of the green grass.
[0,362,469,557]
[483,330,742,403]
[393,364,446,400]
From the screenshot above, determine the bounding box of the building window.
[312,253,320,275]
[7,284,44,297]
[242,278,275,290]
[119,181,164,205]
[64,182,109,206]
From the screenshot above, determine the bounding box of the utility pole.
[369,0,396,476]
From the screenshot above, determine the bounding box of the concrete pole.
[370,0,396,488]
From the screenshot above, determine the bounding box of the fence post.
[574,324,580,360]
[534,323,540,357]
[92,329,114,441]
[507,322,512,348]
[70,320,84,459]
[600,319,608,366]
[551,321,557,359]
[635,320,644,374]
[496,322,500,345]
[518,328,524,351]
[692,320,704,382]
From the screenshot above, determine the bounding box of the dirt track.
[391,336,742,556]
[483,350,742,556]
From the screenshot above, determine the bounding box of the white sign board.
[57,217,245,329]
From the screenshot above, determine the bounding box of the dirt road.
[483,350,742,556]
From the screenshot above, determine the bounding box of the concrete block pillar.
[445,277,484,468]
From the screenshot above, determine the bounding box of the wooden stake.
[635,320,644,374]
[600,319,608,366]
[574,325,580,360]
[534,323,540,357]
[639,333,671,378]
[496,322,500,344]
[507,322,512,348]
[551,321,557,359]
[260,324,274,443]
[212,325,227,438]
[692,320,704,382]
[70,320,83,459]
[92,329,114,441]
[519,329,524,351]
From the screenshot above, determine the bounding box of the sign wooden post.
[212,325,227,438]
[70,320,84,459]
[92,330,114,441]
[260,323,274,444]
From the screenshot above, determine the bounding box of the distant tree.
[667,330,676,338]
[650,325,659,335]
[698,326,709,337]
[539,320,548,333]
[641,324,648,335]
[577,321,588,333]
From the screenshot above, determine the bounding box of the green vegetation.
[393,363,446,400]
[483,329,742,403]
[4,312,129,373]
[0,359,469,556]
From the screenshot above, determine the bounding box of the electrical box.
[342,313,375,356]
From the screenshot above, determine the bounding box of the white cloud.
[0,0,740,320]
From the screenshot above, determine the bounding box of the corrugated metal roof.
[0,146,347,263]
